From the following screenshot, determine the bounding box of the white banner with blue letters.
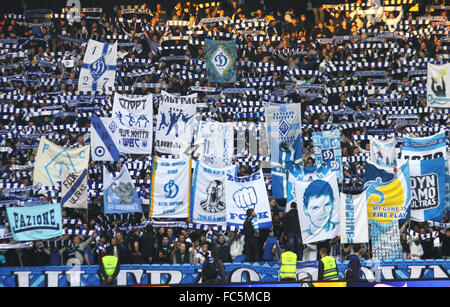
[339,192,369,244]
[195,121,234,168]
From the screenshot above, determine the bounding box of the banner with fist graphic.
[225,169,272,229]
[150,156,192,219]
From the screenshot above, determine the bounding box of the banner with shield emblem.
[206,39,237,83]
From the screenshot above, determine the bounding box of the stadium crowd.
[0,0,449,268]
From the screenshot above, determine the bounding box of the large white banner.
[33,137,90,187]
[111,93,153,154]
[150,156,192,218]
[295,172,340,244]
[339,192,369,244]
[225,169,272,229]
[61,169,88,209]
[401,131,447,161]
[195,121,234,168]
[369,136,397,167]
[427,62,450,108]
[190,161,237,226]
[155,91,197,155]
[78,40,117,93]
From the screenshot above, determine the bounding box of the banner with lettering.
[61,169,88,209]
[409,158,446,222]
[190,161,237,226]
[401,131,447,161]
[155,91,197,156]
[150,156,192,219]
[339,193,369,244]
[205,39,237,83]
[294,171,340,244]
[90,116,121,161]
[369,136,397,167]
[312,129,343,179]
[103,166,142,214]
[78,40,117,93]
[366,161,411,223]
[6,203,62,241]
[33,137,90,187]
[427,62,450,108]
[111,93,153,154]
[195,121,234,168]
[225,169,272,229]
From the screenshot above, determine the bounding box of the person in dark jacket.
[283,202,303,259]
[346,244,362,281]
[172,242,191,264]
[141,224,155,264]
[214,235,232,263]
[442,229,450,259]
[243,208,260,262]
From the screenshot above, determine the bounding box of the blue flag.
[206,39,237,83]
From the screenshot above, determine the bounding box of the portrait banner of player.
[155,91,197,156]
[103,165,142,214]
[190,161,237,226]
[225,169,272,229]
[369,136,397,168]
[427,62,450,108]
[150,156,192,219]
[294,171,340,244]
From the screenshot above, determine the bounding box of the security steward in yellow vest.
[318,247,338,281]
[279,242,297,281]
[98,247,120,286]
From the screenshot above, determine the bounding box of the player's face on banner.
[306,195,333,228]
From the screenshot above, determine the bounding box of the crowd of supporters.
[0,0,449,268]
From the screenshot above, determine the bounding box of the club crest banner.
[206,39,237,83]
[190,161,237,226]
[78,40,117,93]
[111,93,153,154]
[155,91,197,156]
[339,193,369,244]
[225,169,272,229]
[33,137,90,187]
[427,63,450,108]
[366,161,411,223]
[369,136,397,167]
[90,116,121,161]
[195,121,234,168]
[103,165,142,214]
[150,156,192,218]
[409,158,446,222]
[6,203,62,241]
[265,103,302,164]
[312,129,343,179]
[401,131,447,161]
[295,171,340,244]
[61,169,88,209]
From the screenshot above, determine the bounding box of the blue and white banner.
[370,219,403,260]
[339,192,369,244]
[103,165,142,214]
[369,136,397,167]
[312,129,343,179]
[401,131,447,161]
[155,91,197,156]
[150,156,192,219]
[265,103,302,164]
[205,39,237,83]
[33,137,90,187]
[364,160,395,186]
[427,63,450,108]
[409,158,446,222]
[446,151,450,213]
[225,169,272,229]
[61,169,88,209]
[78,40,117,93]
[90,116,121,161]
[6,203,62,241]
[190,161,237,226]
[195,121,234,168]
[111,93,153,154]
[295,171,340,244]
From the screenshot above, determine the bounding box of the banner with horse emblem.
[427,62,450,108]
[33,137,89,187]
[155,91,197,156]
[103,165,142,214]
[206,39,237,83]
[78,39,117,93]
[150,156,192,218]
[190,161,237,226]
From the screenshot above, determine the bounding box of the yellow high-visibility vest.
[280,251,297,279]
[102,255,118,280]
[321,255,338,281]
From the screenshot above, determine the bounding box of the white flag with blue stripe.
[78,40,117,93]
[61,169,88,209]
